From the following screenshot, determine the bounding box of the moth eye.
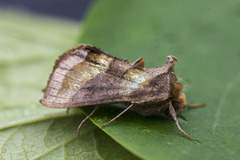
[119,64,122,67]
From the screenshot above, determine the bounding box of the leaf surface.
[78,0,240,159]
[0,9,139,160]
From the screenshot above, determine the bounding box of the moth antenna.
[168,102,194,140]
[186,103,206,108]
[101,103,134,129]
[77,105,100,137]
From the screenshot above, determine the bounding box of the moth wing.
[40,44,150,108]
[70,70,150,107]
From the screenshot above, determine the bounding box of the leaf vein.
[212,73,240,134]
[0,127,21,158]
[33,127,94,159]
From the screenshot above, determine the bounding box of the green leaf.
[0,9,139,160]
[78,0,240,159]
[0,9,78,128]
[0,114,138,160]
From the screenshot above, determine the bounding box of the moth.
[40,44,204,140]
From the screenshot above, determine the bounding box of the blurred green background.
[0,0,240,160]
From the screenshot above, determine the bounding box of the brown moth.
[40,44,203,140]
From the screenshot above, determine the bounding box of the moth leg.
[168,102,194,140]
[77,105,100,136]
[66,108,71,114]
[186,103,206,108]
[101,103,134,129]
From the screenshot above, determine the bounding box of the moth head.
[166,56,178,72]
[172,93,187,114]
[172,82,186,114]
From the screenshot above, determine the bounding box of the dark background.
[0,0,93,21]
